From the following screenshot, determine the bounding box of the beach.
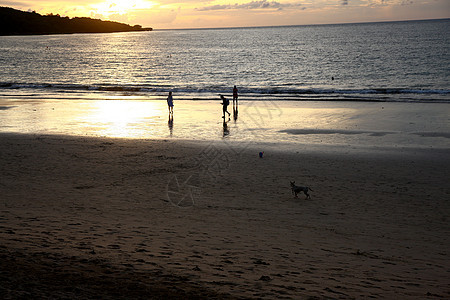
[1,19,449,299]
[1,132,449,299]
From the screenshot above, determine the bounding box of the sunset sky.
[1,0,449,29]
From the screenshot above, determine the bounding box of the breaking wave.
[1,81,449,103]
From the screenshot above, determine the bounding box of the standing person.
[220,95,231,119]
[167,91,174,114]
[233,85,238,105]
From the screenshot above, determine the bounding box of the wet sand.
[1,133,449,299]
[1,99,450,151]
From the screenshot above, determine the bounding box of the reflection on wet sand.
[168,113,174,136]
[1,99,448,150]
[222,118,230,137]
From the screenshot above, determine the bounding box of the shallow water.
[1,98,449,151]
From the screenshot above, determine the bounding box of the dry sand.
[1,133,449,299]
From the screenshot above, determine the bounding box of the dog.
[290,181,312,199]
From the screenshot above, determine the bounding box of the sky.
[1,0,449,29]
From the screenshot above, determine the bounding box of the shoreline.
[1,133,449,298]
[1,88,448,104]
[1,99,449,151]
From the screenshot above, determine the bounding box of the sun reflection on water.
[1,98,448,150]
[82,100,163,138]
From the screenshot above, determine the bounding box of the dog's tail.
[309,187,313,191]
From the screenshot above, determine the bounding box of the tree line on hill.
[0,7,152,35]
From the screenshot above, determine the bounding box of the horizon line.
[153,17,449,31]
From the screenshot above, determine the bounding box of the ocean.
[0,19,449,103]
[0,19,449,149]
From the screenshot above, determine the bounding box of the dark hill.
[0,7,152,35]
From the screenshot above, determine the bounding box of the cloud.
[197,0,302,11]
[0,0,95,6]
[0,0,28,6]
[401,0,414,5]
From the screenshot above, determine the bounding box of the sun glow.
[92,0,155,17]
[84,100,163,138]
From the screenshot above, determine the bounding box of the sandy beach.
[1,132,449,299]
[2,18,449,298]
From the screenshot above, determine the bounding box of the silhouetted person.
[167,91,174,114]
[233,85,238,104]
[220,95,230,119]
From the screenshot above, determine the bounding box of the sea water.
[0,19,449,149]
[0,19,448,103]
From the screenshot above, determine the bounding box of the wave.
[1,81,449,102]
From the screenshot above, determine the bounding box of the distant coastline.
[0,7,152,36]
